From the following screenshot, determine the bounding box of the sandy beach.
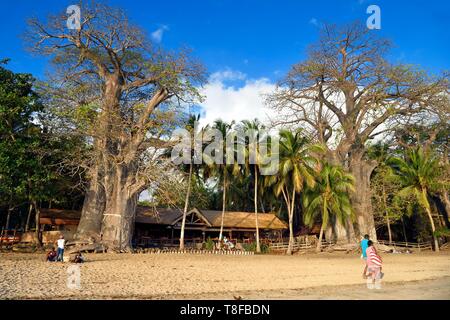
[1,251,449,300]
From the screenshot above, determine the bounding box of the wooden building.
[38,207,287,248]
[134,207,287,247]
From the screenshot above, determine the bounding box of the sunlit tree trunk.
[382,184,392,244]
[316,224,325,253]
[75,166,105,243]
[25,203,33,232]
[286,187,296,255]
[100,163,139,251]
[179,163,193,250]
[32,200,41,247]
[423,187,439,252]
[218,172,227,247]
[401,216,408,245]
[5,206,12,230]
[254,166,261,253]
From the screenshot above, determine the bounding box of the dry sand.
[1,250,449,300]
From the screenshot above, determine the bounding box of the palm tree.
[389,147,441,252]
[303,163,355,252]
[265,129,323,255]
[205,119,236,246]
[179,114,202,250]
[241,119,266,253]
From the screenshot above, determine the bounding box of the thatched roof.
[135,207,183,225]
[193,209,287,230]
[135,207,287,230]
[39,206,287,230]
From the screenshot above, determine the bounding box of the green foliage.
[434,227,450,238]
[242,241,269,253]
[205,237,215,250]
[369,144,415,230]
[303,163,355,229]
[0,60,86,227]
[0,60,44,206]
[265,129,323,198]
[389,147,443,247]
[389,147,440,209]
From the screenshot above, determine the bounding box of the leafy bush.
[434,227,450,238]
[204,237,215,250]
[242,241,269,254]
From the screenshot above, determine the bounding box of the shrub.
[434,227,450,238]
[242,241,269,254]
[205,237,215,250]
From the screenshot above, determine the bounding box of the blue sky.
[1,0,449,125]
[1,0,449,79]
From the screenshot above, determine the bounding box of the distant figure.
[223,236,235,250]
[46,248,57,262]
[366,240,383,289]
[73,252,85,263]
[56,235,65,262]
[360,234,370,279]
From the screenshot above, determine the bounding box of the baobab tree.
[267,23,449,243]
[28,1,205,249]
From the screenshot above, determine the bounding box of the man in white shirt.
[56,235,65,262]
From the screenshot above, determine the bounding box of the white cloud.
[209,69,247,83]
[309,18,319,27]
[198,69,276,127]
[151,25,169,43]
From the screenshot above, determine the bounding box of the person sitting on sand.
[73,252,85,263]
[360,234,370,279]
[46,248,57,262]
[366,240,383,289]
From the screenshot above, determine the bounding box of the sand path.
[1,251,449,299]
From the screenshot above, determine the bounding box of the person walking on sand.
[366,240,383,289]
[360,234,370,279]
[56,235,65,262]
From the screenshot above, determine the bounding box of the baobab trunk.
[74,166,105,243]
[326,150,358,243]
[326,216,355,243]
[348,156,377,242]
[440,190,450,223]
[100,164,139,251]
[75,76,121,244]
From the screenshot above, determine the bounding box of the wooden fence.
[269,239,332,253]
[377,240,433,251]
